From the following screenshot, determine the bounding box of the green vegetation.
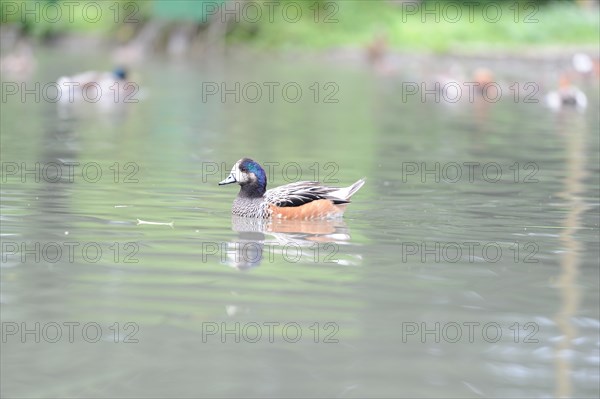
[1,0,597,52]
[227,0,599,52]
[0,0,152,37]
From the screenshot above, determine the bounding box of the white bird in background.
[0,42,36,78]
[572,52,594,75]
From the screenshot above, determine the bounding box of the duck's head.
[219,158,267,197]
[113,67,127,80]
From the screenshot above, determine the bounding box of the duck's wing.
[265,181,350,208]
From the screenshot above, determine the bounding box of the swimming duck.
[0,42,36,78]
[545,74,587,111]
[572,53,594,75]
[472,68,495,91]
[57,67,131,103]
[219,158,366,219]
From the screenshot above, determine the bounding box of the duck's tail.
[332,178,366,202]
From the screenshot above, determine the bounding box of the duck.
[572,53,594,75]
[57,67,131,103]
[219,158,366,219]
[545,74,587,111]
[366,31,388,64]
[429,64,466,103]
[0,42,36,79]
[472,68,495,91]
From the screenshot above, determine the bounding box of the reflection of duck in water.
[232,216,352,243]
[222,216,357,271]
[219,158,366,219]
[546,74,587,111]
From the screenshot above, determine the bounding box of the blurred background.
[1,1,599,398]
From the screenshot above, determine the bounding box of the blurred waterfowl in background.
[571,52,600,83]
[472,67,495,94]
[427,64,466,105]
[57,67,134,104]
[365,31,400,76]
[545,74,588,111]
[0,41,36,79]
[572,53,594,75]
[366,31,388,65]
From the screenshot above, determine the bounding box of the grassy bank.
[1,1,598,53]
[227,1,599,52]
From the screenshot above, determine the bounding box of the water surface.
[1,49,599,398]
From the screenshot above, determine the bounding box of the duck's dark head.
[219,158,267,198]
[113,67,127,80]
